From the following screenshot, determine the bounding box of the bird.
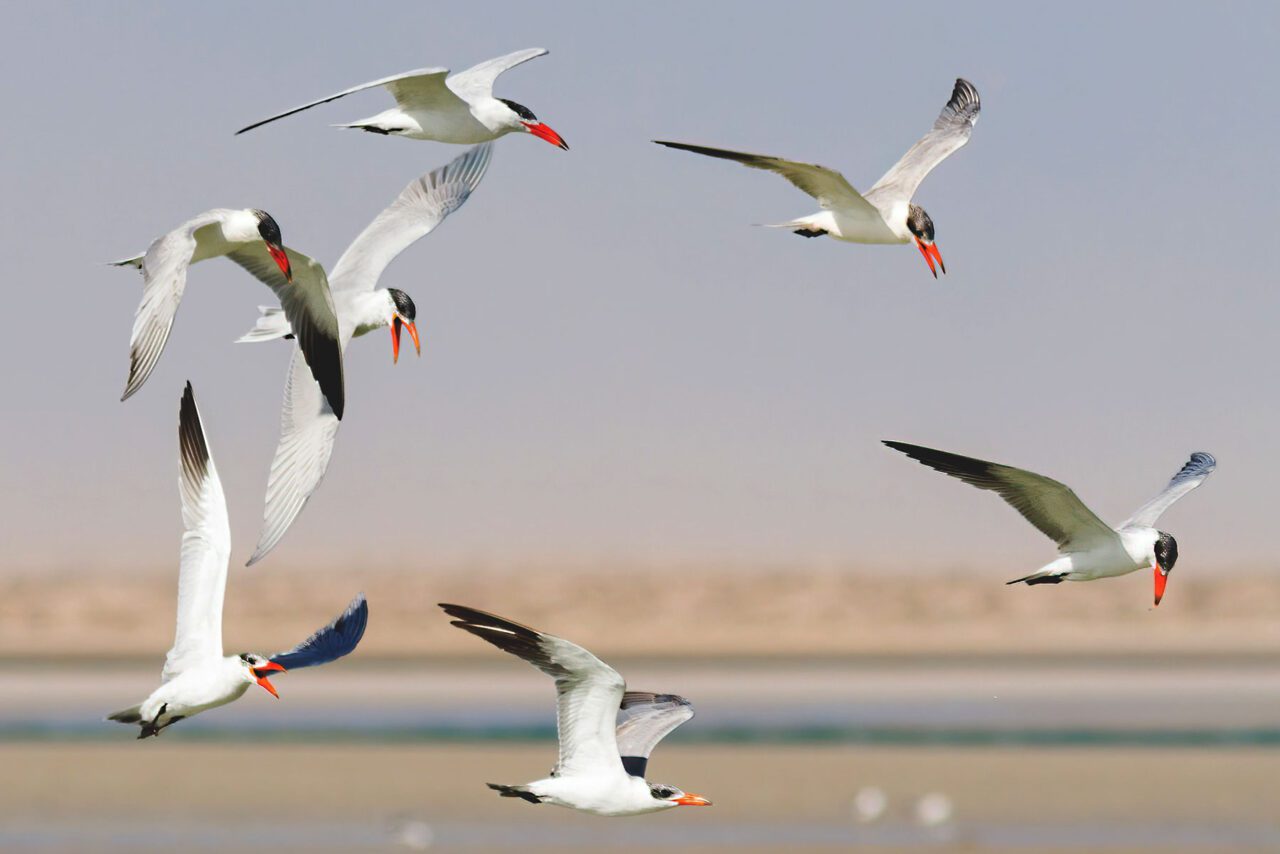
[883,441,1217,605]
[110,208,345,418]
[654,78,980,277]
[235,48,568,150]
[439,604,712,816]
[235,143,492,565]
[106,383,369,738]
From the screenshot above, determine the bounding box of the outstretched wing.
[269,593,369,671]
[884,440,1119,552]
[1121,452,1217,529]
[654,140,883,222]
[225,244,345,420]
[235,67,454,134]
[328,143,493,293]
[446,48,548,101]
[118,211,224,402]
[246,348,341,566]
[162,383,231,682]
[440,604,626,778]
[866,78,981,206]
[616,691,695,778]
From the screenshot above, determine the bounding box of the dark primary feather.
[270,593,368,670]
[439,603,570,679]
[178,382,209,487]
[1163,452,1217,490]
[936,78,981,132]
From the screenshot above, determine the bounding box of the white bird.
[236,48,568,150]
[111,208,345,417]
[884,441,1217,605]
[106,383,368,738]
[440,604,712,817]
[235,143,492,565]
[654,78,980,278]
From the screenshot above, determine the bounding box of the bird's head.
[907,204,944,278]
[250,209,292,282]
[385,288,420,364]
[648,782,712,809]
[498,98,568,150]
[1152,531,1179,606]
[238,652,286,698]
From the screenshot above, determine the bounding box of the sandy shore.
[3,568,1279,660]
[3,742,1276,852]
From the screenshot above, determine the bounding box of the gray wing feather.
[235,67,452,134]
[1121,452,1217,529]
[328,143,493,293]
[446,48,548,101]
[224,245,345,420]
[270,593,368,670]
[884,441,1118,552]
[654,140,882,220]
[616,691,695,778]
[440,604,626,777]
[866,78,980,206]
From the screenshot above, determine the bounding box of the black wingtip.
[178,381,210,482]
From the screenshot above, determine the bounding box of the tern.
[440,604,712,817]
[111,208,345,417]
[655,78,980,277]
[106,383,368,738]
[884,441,1217,605]
[236,48,567,150]
[235,143,491,565]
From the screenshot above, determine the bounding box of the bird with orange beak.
[883,443,1216,606]
[106,383,368,739]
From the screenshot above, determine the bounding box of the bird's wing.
[1121,453,1217,529]
[119,211,224,402]
[866,78,981,206]
[234,67,454,134]
[328,143,493,293]
[884,441,1118,552]
[653,141,883,220]
[246,348,342,566]
[445,48,549,101]
[440,604,627,778]
[225,244,346,420]
[162,383,231,682]
[269,593,369,670]
[615,691,695,778]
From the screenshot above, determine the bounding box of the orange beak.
[914,238,945,278]
[391,317,421,364]
[266,242,293,283]
[253,661,286,698]
[674,792,712,806]
[1153,565,1169,607]
[521,121,569,150]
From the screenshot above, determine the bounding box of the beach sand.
[3,742,1277,852]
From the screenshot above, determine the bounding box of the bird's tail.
[236,307,292,343]
[1006,570,1067,586]
[754,217,829,237]
[486,783,544,804]
[108,254,145,269]
[105,704,143,724]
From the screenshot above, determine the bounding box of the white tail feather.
[236,307,292,343]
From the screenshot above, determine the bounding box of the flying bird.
[654,78,980,277]
[236,48,567,150]
[111,208,345,418]
[236,143,492,565]
[440,604,712,816]
[884,441,1217,605]
[106,383,368,738]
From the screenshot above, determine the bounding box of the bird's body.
[237,49,567,150]
[655,78,980,277]
[106,383,368,738]
[440,605,711,817]
[111,208,345,417]
[884,442,1217,604]
[235,144,492,565]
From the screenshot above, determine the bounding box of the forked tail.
[486,783,543,804]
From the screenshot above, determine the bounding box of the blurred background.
[2,2,1278,851]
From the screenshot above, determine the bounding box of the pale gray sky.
[2,3,1276,575]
